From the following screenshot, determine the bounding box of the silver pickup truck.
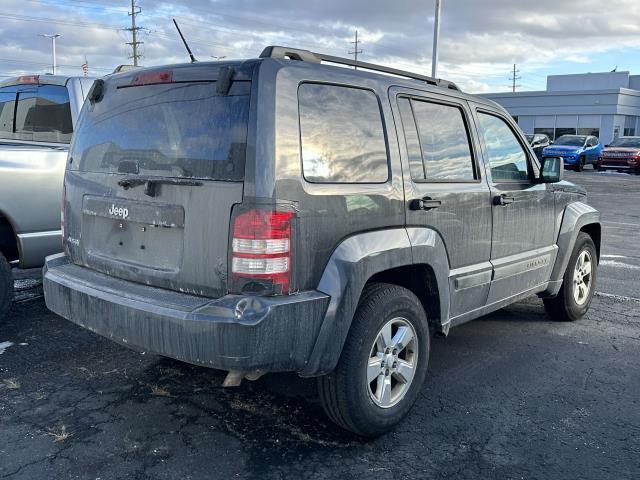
[0,74,94,319]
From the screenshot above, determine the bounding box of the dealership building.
[483,71,640,145]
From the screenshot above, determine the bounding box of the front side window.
[477,112,530,182]
[298,83,388,183]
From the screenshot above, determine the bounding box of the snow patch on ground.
[0,341,14,355]
[600,260,640,270]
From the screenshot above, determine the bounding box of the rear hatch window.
[63,64,253,299]
[70,67,251,181]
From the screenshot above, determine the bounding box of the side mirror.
[539,156,563,183]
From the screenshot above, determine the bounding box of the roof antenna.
[173,19,197,63]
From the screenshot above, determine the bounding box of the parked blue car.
[542,135,603,171]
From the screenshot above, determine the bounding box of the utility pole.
[39,34,61,75]
[509,64,521,92]
[125,0,143,66]
[349,30,362,69]
[431,0,441,78]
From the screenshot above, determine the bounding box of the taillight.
[230,207,295,295]
[130,70,173,87]
[17,75,39,84]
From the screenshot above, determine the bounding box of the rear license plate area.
[82,196,185,271]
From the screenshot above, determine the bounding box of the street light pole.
[431,0,441,78]
[40,34,61,75]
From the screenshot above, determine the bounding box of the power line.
[509,63,521,92]
[0,13,120,30]
[0,57,112,71]
[349,30,363,69]
[125,0,143,66]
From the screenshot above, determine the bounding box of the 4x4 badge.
[108,204,129,220]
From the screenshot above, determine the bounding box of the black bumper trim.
[43,254,330,373]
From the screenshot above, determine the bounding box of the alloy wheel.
[367,317,418,409]
[573,249,593,306]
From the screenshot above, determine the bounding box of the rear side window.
[14,90,37,140]
[0,84,72,143]
[398,97,475,181]
[477,112,530,182]
[72,81,250,181]
[33,85,73,143]
[298,83,388,183]
[0,87,16,135]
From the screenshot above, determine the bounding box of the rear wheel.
[0,253,13,321]
[317,283,430,437]
[543,232,597,321]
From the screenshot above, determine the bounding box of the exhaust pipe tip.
[222,369,265,387]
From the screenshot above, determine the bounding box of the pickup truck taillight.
[230,207,295,295]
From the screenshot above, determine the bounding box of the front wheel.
[576,156,585,172]
[0,253,13,321]
[318,283,430,437]
[543,232,597,321]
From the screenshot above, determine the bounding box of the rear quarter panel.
[252,61,406,292]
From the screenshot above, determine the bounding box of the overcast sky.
[1,0,639,93]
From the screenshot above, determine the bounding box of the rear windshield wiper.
[118,176,203,197]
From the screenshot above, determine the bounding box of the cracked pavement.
[1,171,639,479]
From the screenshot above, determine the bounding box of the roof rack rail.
[259,45,460,91]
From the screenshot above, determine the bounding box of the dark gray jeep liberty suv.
[43,46,601,437]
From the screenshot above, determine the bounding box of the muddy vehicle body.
[44,47,601,436]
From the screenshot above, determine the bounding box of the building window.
[534,127,554,140]
[577,128,600,139]
[624,116,637,137]
[298,83,389,183]
[554,127,577,140]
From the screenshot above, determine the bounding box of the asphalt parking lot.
[1,170,639,480]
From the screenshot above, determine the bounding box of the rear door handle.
[409,197,442,211]
[493,194,515,206]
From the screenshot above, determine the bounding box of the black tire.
[0,253,13,321]
[543,232,597,321]
[576,156,585,172]
[317,283,430,437]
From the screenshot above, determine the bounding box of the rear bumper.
[43,254,330,374]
